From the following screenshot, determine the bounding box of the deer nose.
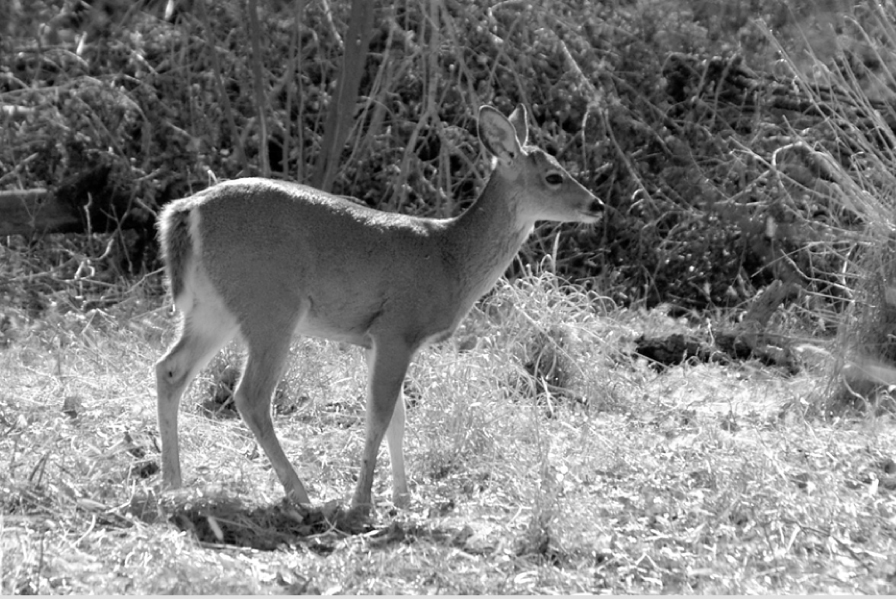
[588,196,605,213]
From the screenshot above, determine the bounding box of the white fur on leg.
[386,392,409,507]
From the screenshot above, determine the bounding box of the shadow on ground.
[127,490,378,550]
[128,488,502,556]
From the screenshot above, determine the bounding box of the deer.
[154,104,603,514]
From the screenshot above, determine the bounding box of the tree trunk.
[312,0,375,192]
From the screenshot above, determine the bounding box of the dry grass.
[4,2,896,592]
[752,5,896,410]
[2,266,896,594]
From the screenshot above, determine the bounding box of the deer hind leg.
[352,338,415,511]
[156,303,239,490]
[234,320,310,504]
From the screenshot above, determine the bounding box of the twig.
[247,0,269,177]
[196,0,247,173]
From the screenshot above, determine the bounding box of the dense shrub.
[1,0,892,311]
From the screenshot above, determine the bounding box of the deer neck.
[445,173,535,301]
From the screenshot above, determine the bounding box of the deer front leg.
[385,391,409,507]
[352,339,413,512]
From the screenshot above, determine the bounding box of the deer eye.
[545,172,564,186]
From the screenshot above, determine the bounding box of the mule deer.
[155,104,603,512]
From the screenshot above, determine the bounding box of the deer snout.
[579,194,604,222]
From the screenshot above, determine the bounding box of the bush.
[2,0,894,315]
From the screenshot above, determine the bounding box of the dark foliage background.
[2,0,892,313]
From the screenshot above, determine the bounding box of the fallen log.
[634,281,801,374]
[0,165,144,237]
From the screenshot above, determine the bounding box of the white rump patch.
[188,207,203,258]
[178,259,240,339]
[171,208,239,338]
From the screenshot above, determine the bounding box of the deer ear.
[507,104,529,147]
[478,105,523,166]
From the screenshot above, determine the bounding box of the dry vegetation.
[3,0,896,594]
[2,256,896,593]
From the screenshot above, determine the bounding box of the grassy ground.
[1,268,895,594]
